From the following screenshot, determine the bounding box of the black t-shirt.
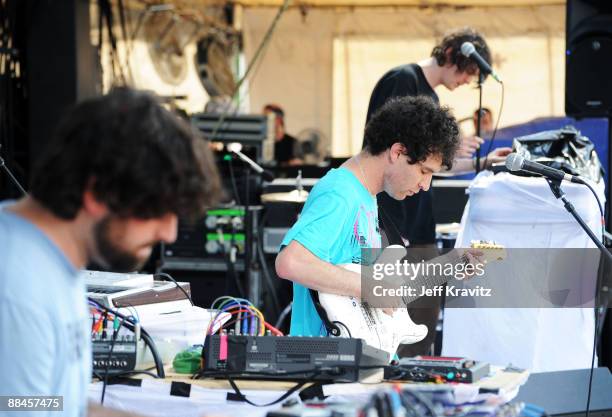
[274,134,298,164]
[365,63,439,245]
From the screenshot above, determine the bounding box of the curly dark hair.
[364,95,460,169]
[30,87,222,220]
[431,27,491,76]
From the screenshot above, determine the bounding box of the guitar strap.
[309,289,341,336]
[379,205,406,249]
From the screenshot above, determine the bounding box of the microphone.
[460,42,502,83]
[505,153,585,184]
[227,142,275,182]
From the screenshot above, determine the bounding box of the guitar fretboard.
[398,251,469,305]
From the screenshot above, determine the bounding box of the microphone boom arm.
[228,143,275,182]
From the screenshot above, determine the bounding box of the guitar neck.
[399,251,468,305]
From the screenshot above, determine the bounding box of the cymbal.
[261,190,309,203]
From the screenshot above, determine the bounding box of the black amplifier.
[202,335,389,382]
[162,207,246,260]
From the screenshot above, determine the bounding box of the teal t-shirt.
[280,167,382,336]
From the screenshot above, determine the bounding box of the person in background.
[0,87,222,417]
[363,27,511,357]
[473,107,494,137]
[263,103,303,166]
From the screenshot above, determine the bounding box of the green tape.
[207,209,245,216]
[172,346,203,374]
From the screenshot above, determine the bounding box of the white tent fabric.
[243,5,566,157]
[442,171,605,372]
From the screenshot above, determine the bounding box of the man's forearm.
[276,240,361,297]
[440,157,475,175]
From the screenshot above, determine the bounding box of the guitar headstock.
[470,240,507,262]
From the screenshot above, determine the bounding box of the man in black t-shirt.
[264,104,303,166]
[364,28,511,356]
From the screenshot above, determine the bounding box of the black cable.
[571,181,608,417]
[139,326,165,379]
[584,214,607,417]
[153,271,194,306]
[482,81,505,170]
[227,375,314,407]
[243,166,255,303]
[228,157,241,206]
[582,180,605,240]
[245,165,250,207]
[196,363,405,402]
[257,223,282,316]
[332,321,352,338]
[586,320,598,417]
[243,167,251,298]
[577,176,608,417]
[274,302,292,330]
[257,210,282,316]
[217,227,245,298]
[106,370,160,379]
[101,317,125,405]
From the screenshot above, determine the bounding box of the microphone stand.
[545,179,612,264]
[228,148,270,308]
[475,71,485,174]
[0,153,27,196]
[546,177,611,417]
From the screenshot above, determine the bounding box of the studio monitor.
[566,0,612,118]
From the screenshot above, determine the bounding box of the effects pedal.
[385,356,490,383]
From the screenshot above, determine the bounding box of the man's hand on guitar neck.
[452,247,486,280]
[450,241,506,280]
[276,240,362,298]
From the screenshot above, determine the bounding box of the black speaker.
[27,0,101,169]
[566,0,612,118]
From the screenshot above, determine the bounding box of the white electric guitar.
[317,241,506,358]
